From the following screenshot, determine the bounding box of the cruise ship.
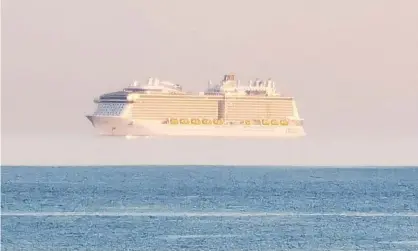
[86,74,306,138]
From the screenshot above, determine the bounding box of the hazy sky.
[2,0,418,166]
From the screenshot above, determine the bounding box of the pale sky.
[1,0,418,166]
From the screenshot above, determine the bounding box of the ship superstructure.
[86,74,306,138]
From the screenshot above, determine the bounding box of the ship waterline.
[86,74,306,138]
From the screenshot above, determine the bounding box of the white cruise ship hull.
[86,115,306,138]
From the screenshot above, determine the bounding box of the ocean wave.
[159,234,241,240]
[2,211,418,217]
[380,240,418,246]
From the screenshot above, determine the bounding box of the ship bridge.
[97,91,132,103]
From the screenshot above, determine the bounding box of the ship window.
[93,103,126,116]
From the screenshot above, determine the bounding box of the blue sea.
[1,166,418,251]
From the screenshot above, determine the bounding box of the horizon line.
[1,164,418,168]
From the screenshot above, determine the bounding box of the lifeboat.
[280,120,289,126]
[252,120,261,125]
[202,119,212,125]
[244,120,251,125]
[180,119,190,124]
[262,119,270,125]
[191,118,201,125]
[213,119,224,125]
[271,119,279,125]
[170,118,179,124]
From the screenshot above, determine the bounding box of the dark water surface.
[1,166,418,250]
